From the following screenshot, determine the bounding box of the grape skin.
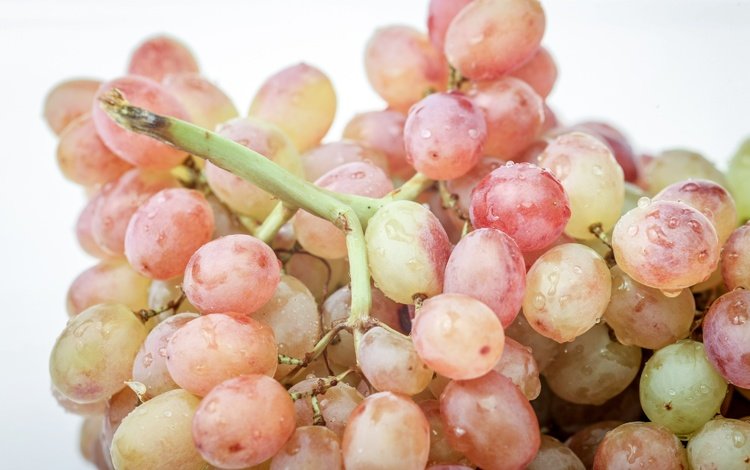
[527,435,585,470]
[162,72,238,130]
[289,379,364,438]
[687,418,750,469]
[127,35,199,82]
[427,0,473,53]
[43,78,101,135]
[269,426,343,470]
[643,149,728,196]
[492,337,541,400]
[419,399,466,465]
[703,289,750,388]
[358,326,433,395]
[722,222,750,290]
[301,140,390,182]
[66,261,150,315]
[509,46,558,98]
[342,110,413,180]
[592,421,688,470]
[728,138,750,222]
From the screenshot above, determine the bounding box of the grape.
[132,313,198,399]
[612,199,720,291]
[443,228,525,327]
[252,275,320,378]
[427,466,473,470]
[301,140,390,182]
[127,35,199,82]
[294,161,393,259]
[643,149,728,195]
[427,0,473,53]
[147,277,194,313]
[365,200,452,304]
[703,289,750,388]
[566,420,624,469]
[604,266,695,349]
[50,303,146,403]
[492,337,541,400]
[110,389,205,470]
[205,194,250,239]
[640,340,728,437]
[162,73,238,130]
[423,188,465,243]
[66,261,150,315]
[269,426,342,470]
[445,155,503,215]
[528,435,585,470]
[166,314,277,396]
[204,117,303,221]
[412,293,505,380]
[182,234,281,316]
[43,78,101,135]
[522,243,611,343]
[728,137,750,222]
[342,392,430,470]
[79,416,104,464]
[364,26,448,113]
[469,162,571,252]
[592,422,688,470]
[76,191,114,259]
[52,386,106,416]
[687,418,750,469]
[723,223,750,289]
[509,46,558,98]
[466,77,545,159]
[654,179,737,244]
[248,63,336,152]
[92,75,190,170]
[342,110,412,180]
[544,323,642,405]
[419,399,466,465]
[358,326,433,395]
[572,121,639,184]
[285,254,349,306]
[102,387,139,463]
[505,313,561,372]
[57,113,132,186]
[521,233,574,271]
[403,91,487,180]
[289,379,364,438]
[91,168,179,257]
[441,371,540,470]
[539,132,625,239]
[192,375,296,469]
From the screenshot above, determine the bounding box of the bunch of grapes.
[45,0,750,469]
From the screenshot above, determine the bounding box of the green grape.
[687,418,750,469]
[728,137,750,223]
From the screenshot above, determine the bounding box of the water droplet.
[420,129,432,139]
[592,165,603,176]
[667,217,679,228]
[697,250,708,262]
[454,427,467,437]
[572,265,583,274]
[627,225,639,236]
[533,294,546,309]
[728,251,739,260]
[468,128,479,139]
[163,411,172,418]
[142,352,153,367]
[667,388,676,396]
[350,171,366,179]
[637,197,651,209]
[660,288,682,298]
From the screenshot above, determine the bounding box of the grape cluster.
[45,1,750,469]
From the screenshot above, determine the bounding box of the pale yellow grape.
[79,415,104,464]
[301,140,390,182]
[110,389,205,470]
[66,261,150,316]
[644,149,728,195]
[162,72,238,130]
[728,137,750,222]
[269,426,342,470]
[52,386,106,416]
[50,303,146,403]
[687,418,750,469]
[527,435,585,470]
[102,388,139,459]
[491,337,541,400]
[358,326,433,395]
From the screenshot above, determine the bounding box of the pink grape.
[365,26,448,113]
[412,293,505,380]
[566,420,624,469]
[125,188,214,280]
[445,155,504,216]
[443,228,526,327]
[505,312,561,372]
[56,113,132,186]
[270,426,343,470]
[127,35,199,82]
[192,375,295,469]
[573,121,639,183]
[492,337,541,400]
[593,422,688,470]
[509,46,558,98]
[703,289,750,387]
[43,78,101,135]
[342,392,430,470]
[92,75,190,169]
[444,0,546,80]
[427,0,473,53]
[301,140,390,182]
[469,162,571,252]
[612,199,720,291]
[205,194,249,238]
[165,314,277,396]
[182,234,280,316]
[289,379,364,438]
[527,435,585,470]
[79,416,103,465]
[440,371,540,470]
[404,92,487,179]
[466,77,545,159]
[66,261,149,315]
[420,399,466,465]
[101,387,139,462]
[342,109,413,180]
[75,191,113,259]
[722,223,750,290]
[162,72,238,130]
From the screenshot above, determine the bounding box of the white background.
[1,0,748,467]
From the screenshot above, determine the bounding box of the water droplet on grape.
[592,165,603,176]
[533,294,546,309]
[628,225,639,236]
[637,197,651,209]
[468,128,479,139]
[667,217,679,228]
[420,129,432,139]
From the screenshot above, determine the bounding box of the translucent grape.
[509,46,558,98]
[52,386,106,416]
[43,78,101,135]
[593,422,688,470]
[522,243,611,343]
[640,340,728,437]
[418,399,466,465]
[182,234,281,316]
[162,72,238,130]
[192,374,296,469]
[466,77,545,159]
[57,113,132,186]
[342,392,430,470]
[643,149,728,195]
[403,91,487,180]
[412,293,505,380]
[147,277,196,314]
[50,303,146,403]
[687,418,750,469]
[364,26,448,113]
[612,199,720,290]
[92,75,190,169]
[527,435,585,470]
[566,420,623,469]
[572,121,639,184]
[294,161,393,259]
[75,191,113,259]
[269,426,342,470]
[166,314,277,396]
[289,379,364,438]
[443,228,526,326]
[427,0,473,53]
[79,416,104,464]
[102,387,139,461]
[723,223,750,290]
[727,137,750,222]
[126,35,199,82]
[66,261,150,315]
[342,110,412,180]
[301,140,390,182]
[538,132,625,239]
[365,200,452,304]
[204,117,303,221]
[492,337,541,400]
[703,289,750,388]
[441,371,540,469]
[505,313,561,372]
[111,389,205,470]
[358,326,433,395]
[469,161,571,251]
[132,313,198,399]
[445,155,504,216]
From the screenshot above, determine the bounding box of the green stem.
[278,354,305,366]
[254,202,297,244]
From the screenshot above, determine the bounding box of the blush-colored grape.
[445,156,504,216]
[593,422,688,470]
[127,35,199,82]
[643,149,728,195]
[492,337,541,400]
[687,418,750,470]
[427,0,473,53]
[510,46,558,99]
[419,399,466,465]
[270,426,343,470]
[162,72,238,130]
[75,191,114,259]
[44,78,101,135]
[572,121,639,183]
[505,312,561,372]
[703,289,750,388]
[342,110,412,180]
[289,379,364,438]
[301,140,390,182]
[566,420,623,469]
[358,326,433,395]
[722,223,750,290]
[66,261,150,316]
[527,435,585,470]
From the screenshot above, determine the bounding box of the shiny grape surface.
[687,418,750,470]
[703,289,750,387]
[723,223,750,290]
[593,421,688,470]
[127,35,199,82]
